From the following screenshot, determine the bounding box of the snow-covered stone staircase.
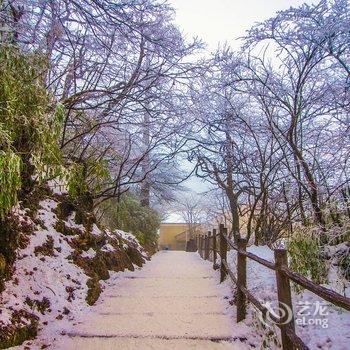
[57,251,248,349]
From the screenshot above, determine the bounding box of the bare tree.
[176,194,206,241]
[2,0,202,208]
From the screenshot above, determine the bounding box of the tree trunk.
[282,183,293,236]
[287,125,326,231]
[141,109,151,207]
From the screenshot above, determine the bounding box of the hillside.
[0,182,148,349]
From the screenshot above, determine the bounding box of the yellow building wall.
[158,223,188,251]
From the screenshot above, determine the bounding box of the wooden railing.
[196,224,350,350]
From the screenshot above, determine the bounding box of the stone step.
[58,336,248,350]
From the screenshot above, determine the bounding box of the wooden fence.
[196,224,350,350]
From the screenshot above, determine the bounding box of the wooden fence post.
[201,235,204,258]
[199,235,203,258]
[219,224,228,283]
[197,234,201,256]
[212,229,217,268]
[204,231,210,260]
[203,234,206,259]
[209,231,213,261]
[274,249,295,350]
[237,237,247,322]
[202,234,206,259]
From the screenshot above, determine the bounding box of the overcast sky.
[166,0,317,195]
[168,0,317,52]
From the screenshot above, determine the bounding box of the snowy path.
[57,251,249,350]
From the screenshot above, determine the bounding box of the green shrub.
[0,310,38,349]
[102,194,160,250]
[339,253,350,280]
[68,159,111,199]
[0,45,65,215]
[0,150,22,219]
[68,163,89,198]
[288,229,328,292]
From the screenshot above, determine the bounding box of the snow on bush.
[47,179,68,196]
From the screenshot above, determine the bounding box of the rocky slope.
[0,183,148,349]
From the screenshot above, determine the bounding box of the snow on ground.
[113,229,149,260]
[55,251,251,350]
[0,199,89,344]
[226,246,350,350]
[0,197,147,349]
[47,179,68,196]
[81,248,96,259]
[3,201,348,350]
[91,224,102,236]
[114,229,139,244]
[65,212,85,232]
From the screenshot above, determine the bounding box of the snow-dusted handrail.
[281,266,350,312]
[197,225,350,350]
